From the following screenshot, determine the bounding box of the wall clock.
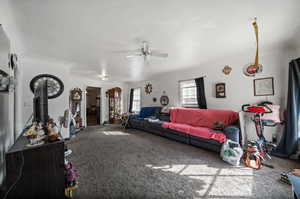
[30,74,64,99]
[145,83,152,94]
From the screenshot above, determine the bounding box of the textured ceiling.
[8,0,300,81]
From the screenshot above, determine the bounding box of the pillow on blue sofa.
[139,106,161,119]
[223,126,240,143]
[132,106,162,120]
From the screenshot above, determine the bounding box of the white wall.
[128,48,295,141]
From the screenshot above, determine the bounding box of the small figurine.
[25,123,38,139]
[47,118,59,134]
[37,122,45,136]
[25,123,45,146]
[64,162,79,198]
[47,118,60,142]
[74,115,82,128]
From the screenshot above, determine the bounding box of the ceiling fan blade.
[150,51,168,57]
[110,49,140,54]
[126,54,142,58]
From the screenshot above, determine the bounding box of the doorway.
[86,87,101,126]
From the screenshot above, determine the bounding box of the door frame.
[85,86,102,126]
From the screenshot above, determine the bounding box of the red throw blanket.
[162,108,239,143]
[170,108,238,128]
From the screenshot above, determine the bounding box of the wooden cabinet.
[106,87,122,123]
[2,137,65,199]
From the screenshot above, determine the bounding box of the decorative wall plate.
[222,65,232,75]
[30,74,64,99]
[243,64,263,77]
[145,83,152,94]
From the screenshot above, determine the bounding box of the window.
[132,88,141,112]
[179,79,197,107]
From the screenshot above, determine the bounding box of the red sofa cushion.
[162,122,191,133]
[170,108,238,128]
[162,122,227,143]
[189,126,227,143]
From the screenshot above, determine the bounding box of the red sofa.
[162,108,239,143]
[128,107,240,152]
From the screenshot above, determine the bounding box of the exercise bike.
[242,102,278,168]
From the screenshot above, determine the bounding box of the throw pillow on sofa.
[212,121,226,131]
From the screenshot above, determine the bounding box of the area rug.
[67,125,296,199]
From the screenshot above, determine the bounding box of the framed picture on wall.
[253,77,274,96]
[216,83,226,98]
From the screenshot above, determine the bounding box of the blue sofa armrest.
[223,125,240,143]
[288,174,300,198]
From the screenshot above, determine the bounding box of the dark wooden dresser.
[3,136,65,199]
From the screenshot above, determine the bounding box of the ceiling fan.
[125,41,168,60]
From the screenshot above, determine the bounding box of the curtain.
[128,88,134,113]
[273,58,300,158]
[195,77,207,109]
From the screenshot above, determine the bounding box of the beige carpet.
[67,125,297,199]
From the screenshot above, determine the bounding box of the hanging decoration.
[70,88,83,129]
[70,88,82,103]
[222,65,232,75]
[244,18,263,77]
[144,82,153,94]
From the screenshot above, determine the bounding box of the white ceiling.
[8,0,300,82]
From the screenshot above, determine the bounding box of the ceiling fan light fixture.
[122,41,168,61]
